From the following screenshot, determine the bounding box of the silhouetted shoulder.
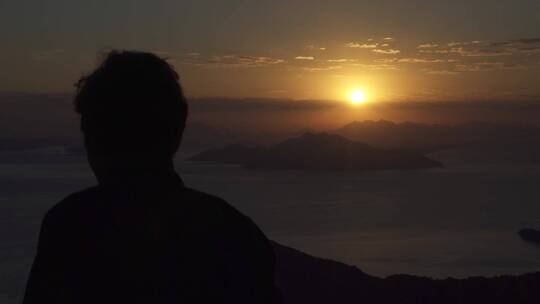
[181,187,254,222]
[181,187,278,302]
[42,185,96,217]
[41,186,101,223]
[181,186,272,246]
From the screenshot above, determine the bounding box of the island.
[519,228,540,244]
[189,132,443,171]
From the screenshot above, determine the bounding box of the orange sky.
[175,37,540,102]
[2,1,539,103]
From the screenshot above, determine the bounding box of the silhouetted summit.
[190,132,442,171]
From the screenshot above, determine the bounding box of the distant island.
[519,228,540,244]
[189,132,442,171]
[272,241,540,303]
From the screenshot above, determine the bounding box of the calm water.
[2,148,540,303]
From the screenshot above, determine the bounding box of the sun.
[350,90,367,104]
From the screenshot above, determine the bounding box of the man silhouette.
[23,51,280,304]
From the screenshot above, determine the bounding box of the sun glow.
[350,90,367,104]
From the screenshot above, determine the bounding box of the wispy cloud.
[450,47,512,57]
[327,58,358,63]
[418,43,439,48]
[372,49,401,55]
[418,39,540,57]
[374,58,398,63]
[490,38,540,53]
[295,56,315,60]
[424,69,460,75]
[455,62,524,72]
[352,63,398,70]
[447,41,464,47]
[419,49,450,54]
[305,45,327,51]
[303,65,343,72]
[398,58,456,63]
[182,54,285,68]
[346,42,378,48]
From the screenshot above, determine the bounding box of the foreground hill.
[272,241,540,304]
[189,132,442,171]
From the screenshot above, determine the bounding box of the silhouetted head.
[74,50,188,182]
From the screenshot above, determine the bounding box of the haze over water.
[2,142,540,303]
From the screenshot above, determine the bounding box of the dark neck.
[94,160,179,186]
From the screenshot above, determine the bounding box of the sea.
[2,147,540,303]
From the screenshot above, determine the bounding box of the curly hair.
[74,50,188,160]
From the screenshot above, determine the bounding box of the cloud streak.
[418,44,439,48]
[295,56,315,60]
[372,49,401,55]
[346,42,378,48]
[181,54,285,68]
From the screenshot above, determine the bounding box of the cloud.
[419,49,450,54]
[447,41,468,47]
[383,37,394,41]
[372,49,401,55]
[352,63,398,70]
[450,47,512,57]
[491,38,540,47]
[490,38,540,53]
[189,97,340,112]
[303,65,343,72]
[4,93,540,139]
[327,58,358,63]
[398,58,449,63]
[188,97,540,117]
[306,45,327,51]
[295,56,315,60]
[455,62,524,72]
[346,42,378,48]
[418,44,439,48]
[424,69,460,75]
[182,54,285,67]
[374,58,398,63]
[448,40,489,47]
[419,39,540,58]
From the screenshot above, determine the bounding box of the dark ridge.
[272,241,540,304]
